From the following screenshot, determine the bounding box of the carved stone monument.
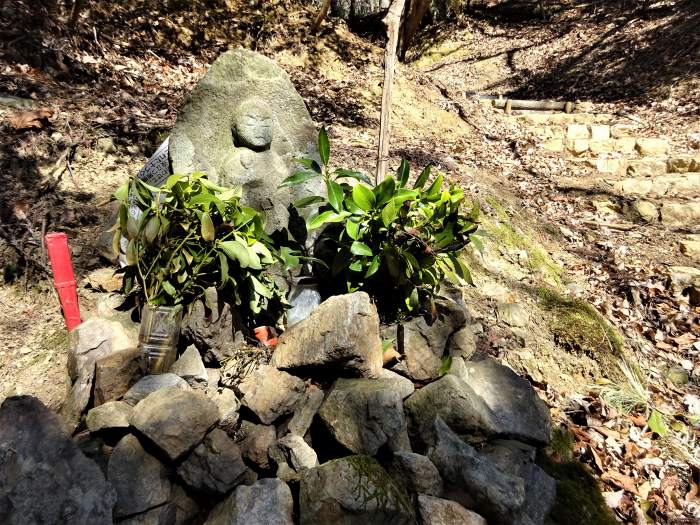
[168,48,324,233]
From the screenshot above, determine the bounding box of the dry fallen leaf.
[602,470,641,495]
[9,108,53,130]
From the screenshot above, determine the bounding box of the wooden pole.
[375,0,406,184]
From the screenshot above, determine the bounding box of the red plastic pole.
[45,232,81,331]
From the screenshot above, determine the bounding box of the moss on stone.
[414,39,470,68]
[480,202,563,285]
[539,454,618,525]
[40,329,69,353]
[344,455,414,520]
[535,287,624,362]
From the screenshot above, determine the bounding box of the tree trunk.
[375,0,407,184]
[399,0,431,61]
[312,0,332,32]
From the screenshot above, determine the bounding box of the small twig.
[582,220,636,231]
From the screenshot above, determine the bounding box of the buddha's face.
[234,102,273,150]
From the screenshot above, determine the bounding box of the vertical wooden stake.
[312,0,332,32]
[375,0,406,184]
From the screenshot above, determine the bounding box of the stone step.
[569,155,700,178]
[537,131,669,158]
[516,112,614,126]
[612,173,700,199]
[624,199,700,229]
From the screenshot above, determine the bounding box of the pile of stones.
[0,291,556,525]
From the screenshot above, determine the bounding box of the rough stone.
[206,368,221,394]
[86,400,132,433]
[592,158,627,176]
[170,345,208,389]
[614,137,637,153]
[93,345,145,406]
[318,378,408,455]
[389,452,443,497]
[299,456,414,525]
[453,358,551,445]
[123,373,191,406]
[177,429,248,497]
[589,124,610,140]
[287,281,322,327]
[660,202,700,228]
[65,318,135,425]
[271,292,383,378]
[120,504,176,525]
[497,302,529,328]
[171,484,201,525]
[624,200,658,223]
[332,0,391,20]
[378,368,415,399]
[627,158,667,177]
[270,434,319,481]
[130,386,219,461]
[210,387,240,430]
[405,373,498,444]
[482,440,556,524]
[588,139,615,155]
[447,325,477,359]
[181,288,245,366]
[425,418,526,525]
[205,478,294,525]
[169,49,323,233]
[417,494,487,525]
[238,364,305,424]
[394,300,466,382]
[636,138,669,156]
[109,434,171,518]
[610,123,638,138]
[667,156,700,173]
[567,138,589,155]
[235,420,276,469]
[565,124,589,140]
[680,238,700,261]
[0,396,116,524]
[288,384,325,436]
[541,138,564,152]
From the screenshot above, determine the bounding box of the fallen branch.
[312,0,332,32]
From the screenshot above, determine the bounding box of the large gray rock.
[177,429,248,497]
[269,434,319,482]
[388,452,443,497]
[209,387,240,432]
[453,358,552,445]
[299,456,414,525]
[170,345,208,389]
[332,0,391,20]
[288,384,325,437]
[123,373,191,406]
[169,48,323,233]
[417,494,487,525]
[109,434,171,519]
[120,505,176,525]
[86,400,132,433]
[181,288,245,366]
[404,373,499,443]
[171,484,201,525]
[394,300,467,381]
[482,440,556,525]
[238,364,305,424]
[130,386,219,461]
[0,396,116,525]
[378,368,415,398]
[234,420,276,469]
[64,317,135,426]
[318,378,408,455]
[94,345,145,406]
[205,478,294,525]
[425,418,525,525]
[271,292,383,378]
[406,359,551,446]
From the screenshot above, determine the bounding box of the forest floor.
[1,1,699,523]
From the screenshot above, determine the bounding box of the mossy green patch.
[535,287,624,363]
[414,39,470,68]
[344,455,415,520]
[480,199,563,285]
[40,329,69,353]
[539,453,618,525]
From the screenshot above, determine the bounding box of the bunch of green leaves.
[112,173,284,322]
[280,128,480,317]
